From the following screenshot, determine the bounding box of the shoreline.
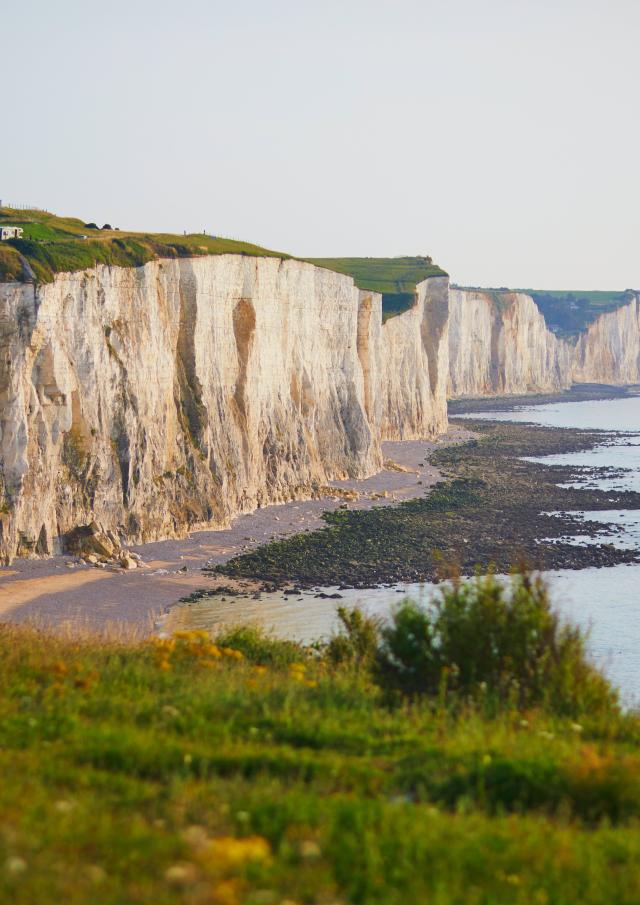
[211,418,640,589]
[0,427,471,637]
[3,385,638,637]
[448,382,639,415]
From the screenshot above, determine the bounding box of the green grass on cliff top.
[0,208,291,285]
[309,256,448,320]
[0,210,445,305]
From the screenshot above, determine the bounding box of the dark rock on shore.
[211,420,640,589]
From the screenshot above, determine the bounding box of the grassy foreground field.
[1,578,640,905]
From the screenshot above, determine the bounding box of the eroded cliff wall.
[0,258,448,561]
[379,277,449,438]
[571,294,640,385]
[448,289,572,397]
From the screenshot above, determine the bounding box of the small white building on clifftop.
[0,226,23,240]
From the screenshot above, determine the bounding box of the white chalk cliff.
[0,258,449,561]
[448,289,572,398]
[1,254,638,563]
[448,288,640,398]
[571,294,640,385]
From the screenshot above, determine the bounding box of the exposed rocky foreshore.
[214,419,640,589]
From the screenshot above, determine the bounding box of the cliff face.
[4,249,636,564]
[379,277,450,438]
[448,289,572,398]
[0,258,448,561]
[571,295,640,385]
[448,288,640,398]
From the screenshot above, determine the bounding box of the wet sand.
[0,428,470,637]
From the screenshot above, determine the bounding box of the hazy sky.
[3,0,639,288]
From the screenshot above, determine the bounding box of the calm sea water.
[170,396,640,704]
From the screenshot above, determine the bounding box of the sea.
[169,396,640,704]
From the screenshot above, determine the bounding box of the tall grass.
[0,573,637,904]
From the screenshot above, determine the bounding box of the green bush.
[326,606,380,669]
[375,570,618,717]
[215,624,307,667]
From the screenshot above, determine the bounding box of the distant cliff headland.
[0,207,637,561]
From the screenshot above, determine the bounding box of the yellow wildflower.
[199,835,271,871]
[174,630,203,641]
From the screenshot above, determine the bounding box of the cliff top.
[308,256,448,320]
[0,208,291,285]
[524,289,636,338]
[0,211,446,307]
[455,284,636,338]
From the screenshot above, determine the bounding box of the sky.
[2,0,639,288]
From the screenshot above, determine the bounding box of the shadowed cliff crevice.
[231,297,257,460]
[176,268,208,451]
[421,285,449,396]
[357,294,374,419]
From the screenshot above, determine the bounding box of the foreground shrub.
[326,606,380,669]
[215,624,307,667]
[375,570,618,716]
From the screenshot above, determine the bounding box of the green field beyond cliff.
[524,289,636,338]
[458,284,635,338]
[309,256,447,319]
